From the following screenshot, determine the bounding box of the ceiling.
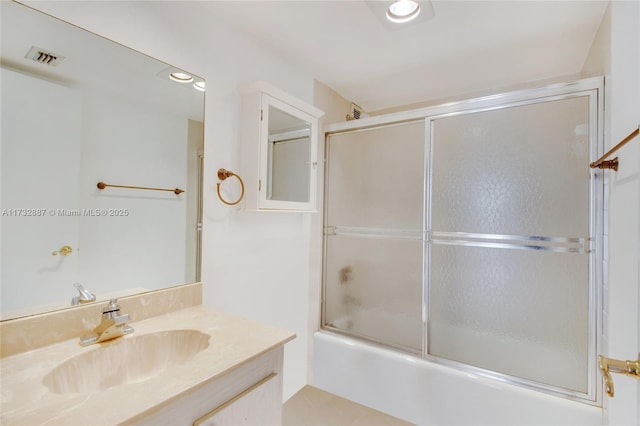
[200,0,609,112]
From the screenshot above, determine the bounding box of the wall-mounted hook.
[52,245,73,256]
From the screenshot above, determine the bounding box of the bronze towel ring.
[216,168,245,206]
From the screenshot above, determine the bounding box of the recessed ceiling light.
[193,80,206,92]
[386,0,421,23]
[169,72,193,83]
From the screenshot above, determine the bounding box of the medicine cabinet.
[240,81,324,211]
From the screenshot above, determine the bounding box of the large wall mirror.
[0,1,205,320]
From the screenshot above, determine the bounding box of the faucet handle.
[74,283,96,301]
[103,299,119,311]
[102,299,122,319]
[71,283,96,305]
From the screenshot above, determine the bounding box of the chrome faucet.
[80,299,134,346]
[71,283,96,305]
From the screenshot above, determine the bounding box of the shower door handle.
[598,353,640,397]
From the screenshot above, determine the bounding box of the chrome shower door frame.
[322,76,604,405]
[423,79,604,405]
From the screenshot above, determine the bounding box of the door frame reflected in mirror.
[263,95,315,208]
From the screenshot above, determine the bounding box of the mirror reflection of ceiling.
[1,1,203,123]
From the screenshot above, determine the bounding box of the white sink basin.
[43,329,210,394]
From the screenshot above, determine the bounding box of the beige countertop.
[0,305,295,425]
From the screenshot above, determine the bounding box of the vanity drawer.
[130,347,284,426]
[193,372,279,426]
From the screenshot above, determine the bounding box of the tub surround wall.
[0,283,202,358]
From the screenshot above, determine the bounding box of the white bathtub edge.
[312,331,602,426]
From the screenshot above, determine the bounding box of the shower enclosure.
[321,78,603,405]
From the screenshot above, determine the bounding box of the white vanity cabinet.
[240,81,324,212]
[0,300,295,426]
[193,373,279,426]
[134,347,285,426]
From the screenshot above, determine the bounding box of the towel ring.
[216,168,245,206]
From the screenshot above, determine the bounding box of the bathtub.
[312,331,602,425]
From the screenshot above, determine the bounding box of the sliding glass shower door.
[322,79,602,402]
[324,122,425,352]
[427,96,592,394]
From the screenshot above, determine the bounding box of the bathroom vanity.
[0,284,295,425]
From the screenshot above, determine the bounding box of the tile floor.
[282,386,414,426]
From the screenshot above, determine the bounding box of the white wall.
[21,0,318,402]
[583,1,640,423]
[1,68,82,313]
[582,1,640,423]
[581,4,611,79]
[601,1,640,424]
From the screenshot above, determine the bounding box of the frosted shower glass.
[324,121,425,352]
[431,97,590,237]
[429,245,589,392]
[325,234,423,352]
[326,121,425,230]
[428,95,592,393]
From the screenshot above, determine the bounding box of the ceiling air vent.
[346,103,364,121]
[24,46,65,66]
